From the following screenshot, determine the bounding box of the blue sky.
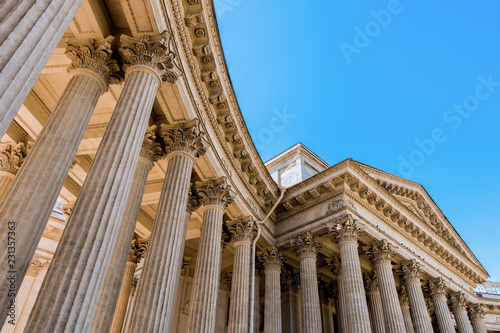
[214,1,500,281]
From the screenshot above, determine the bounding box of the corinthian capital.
[195,177,233,209]
[66,37,122,92]
[426,277,448,300]
[259,246,285,272]
[161,119,206,159]
[0,142,31,175]
[364,273,379,294]
[290,231,321,259]
[399,286,410,305]
[120,34,178,84]
[399,259,423,284]
[128,238,148,264]
[327,255,342,278]
[364,239,397,266]
[449,291,469,312]
[140,125,164,164]
[468,304,486,321]
[326,214,364,246]
[27,258,46,277]
[229,217,258,244]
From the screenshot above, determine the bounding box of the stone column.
[399,287,416,333]
[318,278,335,333]
[0,39,121,322]
[187,178,233,333]
[450,292,473,333]
[0,142,30,198]
[0,0,84,137]
[90,126,163,332]
[24,34,178,333]
[216,272,232,332]
[290,231,323,333]
[468,304,487,333]
[125,120,206,333]
[328,255,347,333]
[400,260,433,333]
[327,215,372,333]
[259,246,285,333]
[227,218,258,333]
[365,240,406,333]
[281,271,301,333]
[108,238,147,333]
[427,277,454,333]
[1,259,44,333]
[364,274,386,333]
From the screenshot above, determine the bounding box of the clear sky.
[214,1,500,282]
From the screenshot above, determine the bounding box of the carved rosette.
[327,255,342,278]
[449,291,469,312]
[426,277,448,300]
[364,239,397,266]
[468,304,486,321]
[399,259,423,284]
[327,215,364,247]
[229,217,258,244]
[119,34,178,84]
[259,246,285,272]
[128,238,148,264]
[139,125,164,164]
[0,142,31,175]
[195,177,233,209]
[27,259,46,277]
[364,273,379,294]
[220,271,232,291]
[161,119,206,160]
[290,231,321,260]
[399,286,410,305]
[65,37,122,92]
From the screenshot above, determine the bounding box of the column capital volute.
[326,214,364,247]
[27,258,46,277]
[66,36,122,93]
[229,217,258,245]
[449,291,469,312]
[399,286,410,306]
[194,177,233,210]
[327,255,342,278]
[468,303,486,322]
[161,119,206,160]
[426,277,449,300]
[364,239,397,266]
[139,125,164,166]
[119,34,179,86]
[259,246,285,272]
[290,231,321,259]
[364,273,379,295]
[399,259,424,284]
[128,237,148,264]
[0,142,31,175]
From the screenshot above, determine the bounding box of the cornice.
[166,0,278,219]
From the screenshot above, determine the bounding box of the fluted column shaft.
[0,172,15,199]
[454,309,473,333]
[401,301,416,333]
[432,296,454,333]
[471,321,487,333]
[264,268,282,333]
[469,304,487,333]
[109,261,138,333]
[25,65,161,333]
[0,0,83,137]
[290,232,322,333]
[188,206,225,333]
[126,157,196,332]
[228,241,252,332]
[1,275,34,333]
[260,247,284,333]
[374,263,406,332]
[336,276,348,333]
[0,65,110,322]
[367,286,386,333]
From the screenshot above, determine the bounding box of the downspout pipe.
[248,187,287,332]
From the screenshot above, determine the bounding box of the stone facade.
[0,1,499,333]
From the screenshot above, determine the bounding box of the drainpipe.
[248,187,287,332]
